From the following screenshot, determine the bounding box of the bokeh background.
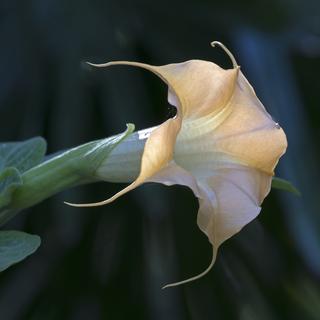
[0,0,320,319]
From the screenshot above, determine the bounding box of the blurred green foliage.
[0,231,41,272]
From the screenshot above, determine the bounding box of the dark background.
[0,0,320,319]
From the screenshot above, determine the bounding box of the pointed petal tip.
[86,61,115,68]
[64,183,140,209]
[64,201,86,207]
[161,248,217,289]
[85,61,139,68]
[86,61,156,70]
[64,201,105,208]
[64,194,123,207]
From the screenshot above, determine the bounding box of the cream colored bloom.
[68,42,287,288]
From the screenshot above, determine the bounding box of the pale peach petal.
[88,60,238,119]
[148,160,199,192]
[71,59,240,207]
[146,161,220,289]
[68,50,287,289]
[138,118,181,183]
[66,118,180,207]
[212,71,287,174]
[160,167,269,287]
[197,165,271,247]
[149,162,271,288]
[155,61,238,119]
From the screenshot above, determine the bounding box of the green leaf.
[0,208,20,228]
[0,137,47,173]
[0,230,41,272]
[272,177,301,196]
[0,167,23,208]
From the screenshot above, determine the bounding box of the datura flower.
[67,42,287,288]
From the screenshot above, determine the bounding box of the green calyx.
[0,124,135,226]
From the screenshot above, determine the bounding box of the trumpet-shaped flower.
[67,42,287,288]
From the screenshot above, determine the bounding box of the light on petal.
[67,42,287,288]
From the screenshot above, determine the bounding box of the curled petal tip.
[210,41,238,68]
[210,40,221,47]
